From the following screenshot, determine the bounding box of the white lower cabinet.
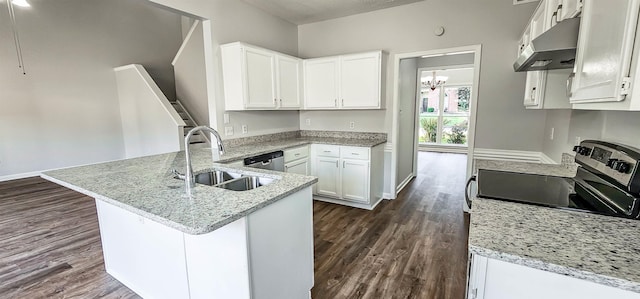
[311,144,383,209]
[284,145,310,176]
[467,254,640,299]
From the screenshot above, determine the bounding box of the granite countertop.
[469,157,640,293]
[41,133,385,235]
[217,136,387,163]
[42,148,317,235]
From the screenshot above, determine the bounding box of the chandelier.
[422,71,448,91]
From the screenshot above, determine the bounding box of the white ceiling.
[240,0,426,25]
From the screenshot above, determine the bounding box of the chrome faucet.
[184,126,225,195]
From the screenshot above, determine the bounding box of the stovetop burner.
[473,140,640,219]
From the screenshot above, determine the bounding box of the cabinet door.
[315,157,340,197]
[285,158,309,176]
[523,71,546,108]
[341,159,370,203]
[560,0,582,20]
[571,0,640,103]
[339,52,381,109]
[304,58,339,109]
[530,0,548,39]
[244,47,277,109]
[276,55,301,109]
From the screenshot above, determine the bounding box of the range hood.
[513,17,581,72]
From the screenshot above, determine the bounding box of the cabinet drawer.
[284,145,309,163]
[314,144,340,157]
[340,146,369,160]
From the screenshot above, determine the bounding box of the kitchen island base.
[95,187,314,299]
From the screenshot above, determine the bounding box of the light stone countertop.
[469,157,640,293]
[41,135,385,235]
[42,148,317,235]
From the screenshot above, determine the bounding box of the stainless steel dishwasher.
[243,151,285,171]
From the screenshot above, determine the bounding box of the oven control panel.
[575,141,639,192]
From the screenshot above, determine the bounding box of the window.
[418,85,471,146]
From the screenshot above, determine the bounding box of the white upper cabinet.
[304,51,383,110]
[276,55,302,109]
[560,0,583,20]
[221,42,302,111]
[339,52,382,109]
[303,57,339,109]
[570,0,639,104]
[244,47,277,109]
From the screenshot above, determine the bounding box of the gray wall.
[396,58,418,185]
[0,0,182,177]
[417,53,475,69]
[543,110,640,162]
[149,0,301,139]
[297,0,546,152]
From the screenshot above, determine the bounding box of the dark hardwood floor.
[311,152,470,299]
[0,177,139,298]
[0,152,469,299]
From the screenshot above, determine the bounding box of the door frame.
[390,45,482,198]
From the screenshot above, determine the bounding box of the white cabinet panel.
[340,52,381,108]
[276,55,301,108]
[571,0,640,103]
[315,156,340,197]
[285,158,309,175]
[560,0,582,20]
[341,159,369,203]
[244,47,277,109]
[304,58,339,109]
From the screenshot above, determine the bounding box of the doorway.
[390,46,481,199]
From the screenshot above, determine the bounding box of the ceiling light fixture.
[11,0,30,8]
[422,71,448,91]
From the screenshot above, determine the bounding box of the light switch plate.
[306,119,311,126]
[225,126,234,136]
[349,121,355,129]
[223,113,230,124]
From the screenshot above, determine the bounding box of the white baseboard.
[473,148,559,164]
[383,192,394,199]
[0,171,41,182]
[419,145,468,154]
[395,173,414,195]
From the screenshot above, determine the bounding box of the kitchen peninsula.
[41,147,317,299]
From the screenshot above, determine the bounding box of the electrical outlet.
[349,121,355,129]
[306,119,311,126]
[224,126,234,136]
[242,125,248,134]
[550,127,555,140]
[223,113,230,124]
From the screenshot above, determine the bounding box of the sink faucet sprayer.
[182,126,225,195]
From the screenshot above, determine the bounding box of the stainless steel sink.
[174,169,274,191]
[194,170,237,186]
[215,176,274,191]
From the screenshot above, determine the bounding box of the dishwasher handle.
[465,175,477,209]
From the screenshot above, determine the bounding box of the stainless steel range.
[467,140,640,219]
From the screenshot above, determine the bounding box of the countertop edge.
[468,245,640,294]
[41,173,317,235]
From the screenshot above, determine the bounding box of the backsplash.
[222,130,388,147]
[300,130,387,140]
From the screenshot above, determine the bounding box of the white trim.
[383,192,394,199]
[313,196,384,211]
[513,0,538,5]
[540,153,559,164]
[172,20,200,66]
[473,148,550,163]
[384,142,393,152]
[391,45,482,201]
[0,171,41,182]
[395,173,414,195]
[419,145,468,154]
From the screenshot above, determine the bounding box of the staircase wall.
[173,20,210,127]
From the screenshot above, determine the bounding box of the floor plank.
[0,152,469,298]
[311,152,470,299]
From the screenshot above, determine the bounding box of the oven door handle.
[465,175,477,209]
